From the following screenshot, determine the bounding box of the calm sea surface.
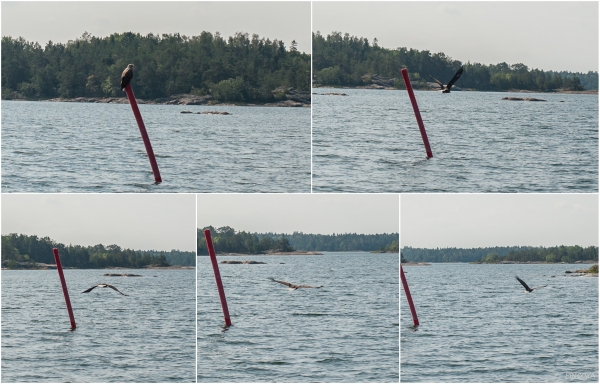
[401,263,599,382]
[1,101,310,192]
[1,269,195,382]
[197,252,399,382]
[313,89,598,192]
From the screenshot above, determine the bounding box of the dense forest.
[2,31,310,103]
[313,31,598,91]
[402,246,599,263]
[376,240,399,253]
[140,250,195,266]
[0,233,193,269]
[198,226,294,255]
[198,226,399,254]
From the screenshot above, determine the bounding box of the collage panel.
[1,1,311,193]
[400,194,599,382]
[1,194,196,382]
[196,194,399,382]
[312,2,598,193]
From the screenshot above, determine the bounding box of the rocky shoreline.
[12,86,311,107]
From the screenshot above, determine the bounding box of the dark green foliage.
[377,240,399,253]
[402,246,599,263]
[1,31,310,102]
[1,233,175,268]
[198,226,399,254]
[198,226,295,255]
[139,250,195,266]
[312,31,598,91]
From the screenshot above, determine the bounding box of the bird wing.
[82,285,98,293]
[515,276,532,291]
[105,284,129,296]
[297,285,323,289]
[427,74,444,88]
[532,285,548,290]
[446,67,464,89]
[270,278,294,288]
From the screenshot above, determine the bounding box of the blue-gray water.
[401,263,599,382]
[197,252,399,382]
[1,269,195,382]
[313,89,598,192]
[1,101,310,193]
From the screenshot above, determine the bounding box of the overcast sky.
[198,194,399,234]
[401,194,598,248]
[2,194,196,251]
[1,1,311,53]
[314,2,598,73]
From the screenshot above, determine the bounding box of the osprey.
[120,64,134,91]
[428,67,463,93]
[82,283,129,296]
[515,276,547,293]
[269,278,323,290]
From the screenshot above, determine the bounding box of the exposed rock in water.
[502,97,547,102]
[103,273,142,277]
[199,111,231,115]
[324,92,348,96]
[220,260,266,264]
[180,110,193,114]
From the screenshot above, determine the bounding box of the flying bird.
[269,278,323,290]
[515,276,547,293]
[120,64,134,91]
[82,283,129,296]
[428,67,463,93]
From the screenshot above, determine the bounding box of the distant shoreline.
[313,84,597,95]
[2,264,194,270]
[3,93,311,108]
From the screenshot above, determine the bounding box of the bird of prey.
[82,283,129,296]
[269,278,323,290]
[120,64,134,91]
[428,67,463,93]
[515,276,547,293]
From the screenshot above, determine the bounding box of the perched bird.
[120,64,134,91]
[82,283,129,296]
[428,67,463,93]
[270,278,323,290]
[515,276,547,293]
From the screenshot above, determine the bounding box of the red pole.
[124,84,162,183]
[401,68,433,159]
[53,248,76,330]
[400,265,419,327]
[204,229,232,326]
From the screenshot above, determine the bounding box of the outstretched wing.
[270,278,294,288]
[297,285,323,289]
[82,285,98,293]
[446,67,464,89]
[427,74,444,88]
[532,285,548,291]
[515,276,532,291]
[105,284,129,296]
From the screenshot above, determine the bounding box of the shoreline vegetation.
[1,233,195,269]
[312,31,598,93]
[198,226,399,255]
[2,31,310,105]
[402,246,598,264]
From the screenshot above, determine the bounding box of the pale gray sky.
[313,2,598,73]
[401,194,598,248]
[1,194,196,251]
[1,1,311,53]
[197,194,399,234]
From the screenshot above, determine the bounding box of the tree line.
[139,250,195,266]
[198,226,294,255]
[1,233,183,269]
[313,31,598,92]
[402,246,598,263]
[2,31,310,103]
